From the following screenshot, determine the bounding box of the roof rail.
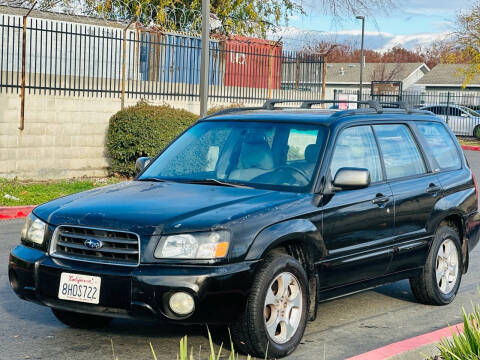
[202,106,264,119]
[380,101,412,114]
[263,99,383,113]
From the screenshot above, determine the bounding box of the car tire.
[52,308,113,329]
[231,253,308,358]
[474,125,480,139]
[409,222,463,305]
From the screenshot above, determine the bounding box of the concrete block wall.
[0,93,229,180]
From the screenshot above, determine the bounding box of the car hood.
[34,181,300,235]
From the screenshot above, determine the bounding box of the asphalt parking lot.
[2,151,480,360]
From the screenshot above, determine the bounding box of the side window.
[330,126,383,183]
[373,124,426,180]
[448,107,461,117]
[287,129,319,161]
[417,122,461,171]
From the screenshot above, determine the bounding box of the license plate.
[58,273,101,304]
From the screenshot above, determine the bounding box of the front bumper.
[9,245,258,324]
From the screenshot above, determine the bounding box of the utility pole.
[199,0,210,117]
[356,15,365,101]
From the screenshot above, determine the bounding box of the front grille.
[50,225,140,266]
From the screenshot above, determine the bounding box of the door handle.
[426,183,441,194]
[372,194,389,205]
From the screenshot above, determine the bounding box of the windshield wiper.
[180,178,252,188]
[137,177,167,182]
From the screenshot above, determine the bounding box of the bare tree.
[302,0,392,21]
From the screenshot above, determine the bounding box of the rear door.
[320,125,394,288]
[372,123,442,273]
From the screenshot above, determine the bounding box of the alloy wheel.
[435,238,459,294]
[264,272,303,344]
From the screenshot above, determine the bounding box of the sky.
[274,0,472,51]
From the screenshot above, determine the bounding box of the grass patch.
[0,177,124,206]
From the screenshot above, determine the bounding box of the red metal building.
[223,36,282,90]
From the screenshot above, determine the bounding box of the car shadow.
[371,279,418,303]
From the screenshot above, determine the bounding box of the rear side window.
[330,126,383,183]
[373,124,426,180]
[417,122,461,171]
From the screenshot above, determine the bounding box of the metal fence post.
[446,91,451,124]
[199,0,209,117]
[121,20,134,110]
[321,58,326,108]
[19,2,36,131]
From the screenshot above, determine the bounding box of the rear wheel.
[410,223,462,305]
[473,125,480,139]
[231,253,308,358]
[52,308,113,329]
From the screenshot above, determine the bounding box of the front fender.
[245,219,324,261]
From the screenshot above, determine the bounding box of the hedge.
[106,102,198,177]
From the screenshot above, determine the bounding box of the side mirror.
[135,157,151,175]
[461,113,469,118]
[333,167,370,190]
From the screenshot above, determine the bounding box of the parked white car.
[421,105,480,137]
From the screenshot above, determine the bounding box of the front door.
[320,125,394,288]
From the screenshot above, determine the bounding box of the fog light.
[169,292,195,316]
[9,269,19,293]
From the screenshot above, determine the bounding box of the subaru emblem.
[84,238,103,249]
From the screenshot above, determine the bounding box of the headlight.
[154,231,230,259]
[21,213,46,245]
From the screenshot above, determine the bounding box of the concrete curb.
[462,145,480,151]
[346,323,463,360]
[0,206,35,220]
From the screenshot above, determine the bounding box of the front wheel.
[52,308,113,329]
[410,223,463,305]
[231,254,308,358]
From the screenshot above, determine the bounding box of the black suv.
[9,100,480,358]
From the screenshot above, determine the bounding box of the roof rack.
[202,106,264,119]
[204,99,426,119]
[380,101,412,114]
[263,99,383,113]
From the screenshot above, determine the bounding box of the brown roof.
[325,62,428,84]
[416,64,479,86]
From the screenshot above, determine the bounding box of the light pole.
[356,15,365,101]
[200,0,210,117]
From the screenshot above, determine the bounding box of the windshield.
[460,106,480,117]
[139,121,328,191]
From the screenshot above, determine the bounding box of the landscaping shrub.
[106,102,198,177]
[436,304,480,359]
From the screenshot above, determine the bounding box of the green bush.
[106,102,198,177]
[436,304,480,359]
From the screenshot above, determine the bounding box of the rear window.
[373,124,426,180]
[417,122,461,171]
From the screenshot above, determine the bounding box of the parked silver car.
[421,105,480,137]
